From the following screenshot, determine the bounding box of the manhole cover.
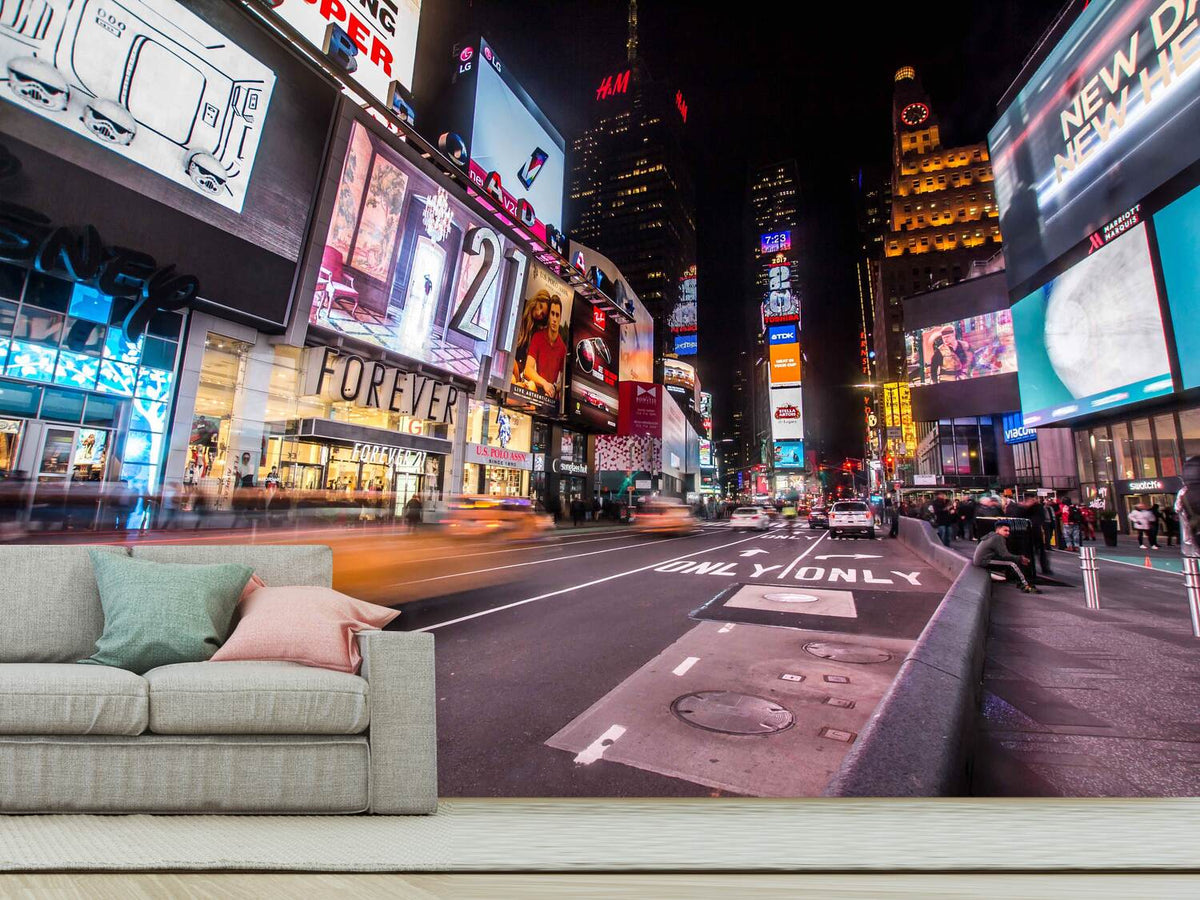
[671,691,795,735]
[762,591,821,603]
[803,641,892,664]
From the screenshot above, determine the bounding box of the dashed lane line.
[574,725,627,765]
[672,656,700,676]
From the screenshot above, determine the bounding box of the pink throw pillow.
[241,573,266,604]
[211,586,400,673]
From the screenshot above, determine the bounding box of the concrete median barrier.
[823,517,991,796]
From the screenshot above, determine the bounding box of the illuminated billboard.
[0,0,275,213]
[773,440,805,469]
[882,382,916,454]
[1011,224,1172,427]
[1155,183,1200,389]
[768,327,801,386]
[437,37,566,247]
[570,241,654,383]
[699,439,714,468]
[663,358,697,399]
[311,120,521,380]
[761,252,799,325]
[569,302,621,432]
[508,264,574,413]
[770,387,804,441]
[761,231,791,254]
[905,311,1017,386]
[989,0,1200,290]
[668,264,698,352]
[254,0,422,119]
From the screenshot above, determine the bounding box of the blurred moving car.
[828,500,875,539]
[633,498,699,535]
[808,506,828,529]
[730,506,770,531]
[759,505,780,520]
[442,495,553,540]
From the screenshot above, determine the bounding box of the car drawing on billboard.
[0,0,275,212]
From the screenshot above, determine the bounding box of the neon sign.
[675,90,688,122]
[596,70,631,100]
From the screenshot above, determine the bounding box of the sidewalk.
[972,547,1200,796]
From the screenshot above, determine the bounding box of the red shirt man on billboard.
[525,296,567,397]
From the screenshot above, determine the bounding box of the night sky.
[414,1,1064,462]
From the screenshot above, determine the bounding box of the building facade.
[874,67,1003,382]
[567,5,697,366]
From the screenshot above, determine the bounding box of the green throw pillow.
[79,550,253,674]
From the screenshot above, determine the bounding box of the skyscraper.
[567,1,697,367]
[873,67,1003,380]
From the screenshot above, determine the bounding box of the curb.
[823,517,990,797]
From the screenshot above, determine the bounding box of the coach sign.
[301,346,459,425]
[465,442,532,471]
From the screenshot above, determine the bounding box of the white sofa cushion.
[0,663,148,735]
[145,661,370,735]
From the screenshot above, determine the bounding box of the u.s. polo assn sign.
[302,347,459,425]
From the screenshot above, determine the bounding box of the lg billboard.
[435,36,566,248]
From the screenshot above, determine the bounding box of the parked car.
[808,506,828,528]
[632,499,699,535]
[730,506,770,531]
[828,500,875,539]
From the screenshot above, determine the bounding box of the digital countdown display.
[761,231,791,254]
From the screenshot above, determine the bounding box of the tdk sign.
[768,325,797,345]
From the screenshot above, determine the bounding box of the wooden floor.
[0,874,1195,898]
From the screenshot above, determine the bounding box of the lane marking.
[418,533,763,631]
[718,623,736,634]
[672,656,700,676]
[390,534,696,586]
[776,530,830,580]
[574,724,626,765]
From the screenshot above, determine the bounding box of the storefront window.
[1154,414,1180,478]
[0,418,20,474]
[1130,418,1158,478]
[1091,428,1113,484]
[1111,421,1135,480]
[1074,430,1094,485]
[1179,407,1200,464]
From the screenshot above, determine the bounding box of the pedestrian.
[1080,504,1096,542]
[571,497,584,527]
[1175,455,1200,560]
[1150,502,1165,550]
[1163,505,1180,547]
[1022,498,1052,575]
[1129,502,1157,549]
[1063,498,1084,551]
[1041,499,1057,550]
[931,492,954,547]
[404,494,422,532]
[957,496,976,540]
[973,522,1040,593]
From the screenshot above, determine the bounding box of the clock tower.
[892,66,939,154]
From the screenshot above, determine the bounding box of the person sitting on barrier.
[973,523,1041,594]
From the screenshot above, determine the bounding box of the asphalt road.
[388,519,951,798]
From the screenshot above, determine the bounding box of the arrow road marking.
[740,548,770,557]
[814,553,882,560]
[574,724,626,765]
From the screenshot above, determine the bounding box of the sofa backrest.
[1,543,334,664]
[129,544,334,591]
[0,545,129,663]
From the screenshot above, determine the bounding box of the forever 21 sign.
[302,346,459,425]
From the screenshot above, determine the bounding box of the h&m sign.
[302,347,458,425]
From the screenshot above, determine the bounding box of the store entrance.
[1122,493,1175,533]
[32,426,113,530]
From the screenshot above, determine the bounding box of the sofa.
[0,544,437,814]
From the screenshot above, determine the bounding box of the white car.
[730,506,770,531]
[828,500,876,539]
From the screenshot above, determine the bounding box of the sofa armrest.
[357,630,437,814]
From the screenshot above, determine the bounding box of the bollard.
[1183,556,1200,638]
[1079,546,1101,609]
